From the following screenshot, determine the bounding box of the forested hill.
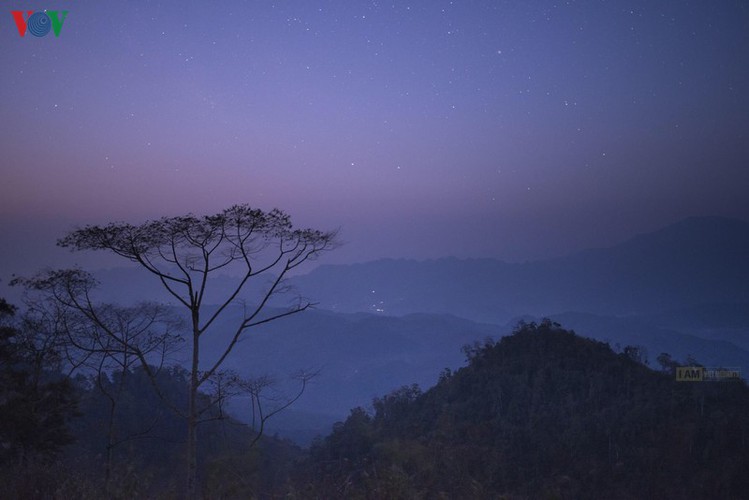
[299,321,749,499]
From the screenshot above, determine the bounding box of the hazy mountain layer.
[292,216,749,323]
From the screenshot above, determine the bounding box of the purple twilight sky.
[1,0,748,277]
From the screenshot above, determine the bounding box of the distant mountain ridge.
[291,216,749,323]
[9,215,742,323]
[202,308,505,418]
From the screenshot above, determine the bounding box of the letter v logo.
[48,11,69,37]
[11,11,34,37]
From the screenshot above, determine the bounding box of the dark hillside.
[299,321,749,499]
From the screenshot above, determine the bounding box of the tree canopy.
[50,204,337,497]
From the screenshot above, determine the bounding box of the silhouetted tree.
[0,298,77,466]
[14,271,186,489]
[50,204,337,497]
[623,344,649,365]
[657,352,678,373]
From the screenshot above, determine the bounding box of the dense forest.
[3,301,749,499]
[299,320,749,499]
[0,297,300,499]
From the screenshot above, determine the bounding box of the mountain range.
[291,215,749,323]
[4,215,748,444]
[211,216,749,441]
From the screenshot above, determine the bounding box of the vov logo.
[11,10,69,38]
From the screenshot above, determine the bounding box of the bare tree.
[16,271,184,487]
[50,204,337,497]
[236,369,319,448]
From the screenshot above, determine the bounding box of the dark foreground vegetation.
[301,320,749,499]
[0,297,300,498]
[3,301,749,499]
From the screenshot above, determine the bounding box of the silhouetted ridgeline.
[292,216,749,322]
[11,215,745,324]
[297,321,749,499]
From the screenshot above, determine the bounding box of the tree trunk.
[186,317,200,499]
[186,383,198,499]
[105,400,115,489]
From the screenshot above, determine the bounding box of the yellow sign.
[676,366,741,382]
[676,366,703,381]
